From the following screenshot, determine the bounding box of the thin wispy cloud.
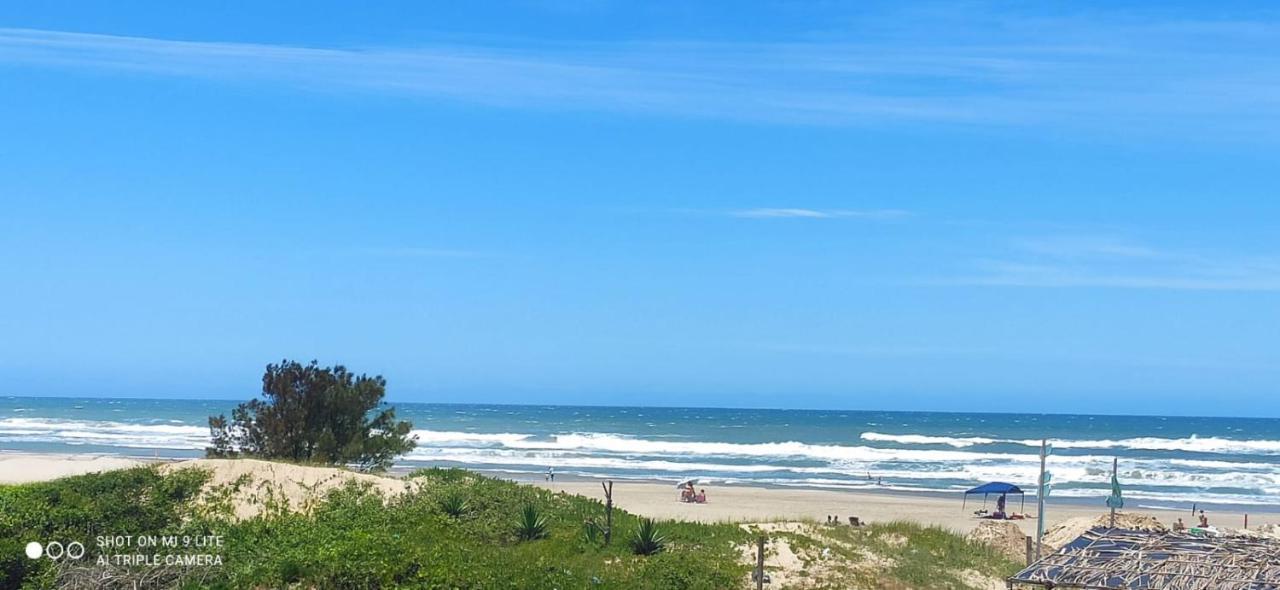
[2,17,1280,134]
[731,208,910,220]
[356,247,488,259]
[1012,235,1164,259]
[949,236,1280,291]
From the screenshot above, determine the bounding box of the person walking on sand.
[547,467,555,482]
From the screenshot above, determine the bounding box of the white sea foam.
[405,450,820,475]
[860,431,1280,455]
[860,432,997,447]
[409,430,1047,463]
[409,430,532,446]
[1167,458,1278,471]
[1038,436,1280,455]
[5,419,1278,504]
[0,417,207,450]
[401,444,1278,492]
[1048,487,1279,506]
[404,430,1280,497]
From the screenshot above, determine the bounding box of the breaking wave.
[860,432,1280,455]
[0,418,207,450]
[4,417,1276,506]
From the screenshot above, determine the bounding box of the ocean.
[3,396,1278,510]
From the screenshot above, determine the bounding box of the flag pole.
[1035,439,1047,561]
[1109,457,1118,528]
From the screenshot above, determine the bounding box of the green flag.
[1106,470,1123,509]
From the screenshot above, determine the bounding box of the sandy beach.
[530,478,1280,535]
[4,452,1276,536]
[0,452,148,484]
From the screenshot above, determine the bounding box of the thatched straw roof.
[1009,527,1280,590]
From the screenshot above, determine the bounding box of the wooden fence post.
[755,536,766,590]
[601,481,614,545]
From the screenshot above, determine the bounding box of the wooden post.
[1024,535,1033,566]
[601,481,614,545]
[755,536,766,590]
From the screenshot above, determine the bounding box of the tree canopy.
[207,360,416,471]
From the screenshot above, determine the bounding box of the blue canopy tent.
[962,482,1025,513]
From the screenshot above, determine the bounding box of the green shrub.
[439,492,470,518]
[0,466,209,590]
[582,519,603,545]
[515,504,549,541]
[630,517,667,555]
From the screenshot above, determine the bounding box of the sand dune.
[160,458,420,520]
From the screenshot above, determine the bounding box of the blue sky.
[2,1,1278,416]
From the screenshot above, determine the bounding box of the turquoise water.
[3,396,1278,509]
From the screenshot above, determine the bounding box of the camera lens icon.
[24,541,85,561]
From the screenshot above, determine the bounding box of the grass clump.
[630,518,667,555]
[805,519,1023,589]
[438,491,470,518]
[515,503,549,541]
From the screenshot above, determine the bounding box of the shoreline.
[0,451,150,484]
[7,399,1279,512]
[495,471,1280,515]
[517,474,1280,535]
[6,451,1274,536]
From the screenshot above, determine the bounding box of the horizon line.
[6,393,1277,422]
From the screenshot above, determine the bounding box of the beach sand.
[532,478,1280,535]
[3,453,1275,536]
[0,452,147,484]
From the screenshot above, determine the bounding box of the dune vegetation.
[0,462,1020,589]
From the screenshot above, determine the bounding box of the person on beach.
[696,489,707,503]
[1198,510,1209,527]
[1173,518,1186,532]
[547,467,555,482]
